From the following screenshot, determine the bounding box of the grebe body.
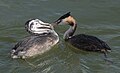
[55,12,111,53]
[11,19,59,59]
[67,34,111,52]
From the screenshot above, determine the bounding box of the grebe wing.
[11,35,48,55]
[11,36,38,53]
[11,34,58,58]
[68,34,111,52]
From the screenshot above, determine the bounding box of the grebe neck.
[63,23,77,41]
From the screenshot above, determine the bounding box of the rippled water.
[0,0,120,73]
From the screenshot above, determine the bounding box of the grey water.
[0,0,120,73]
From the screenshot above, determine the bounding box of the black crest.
[58,12,71,20]
[55,12,71,24]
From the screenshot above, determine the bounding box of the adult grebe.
[11,19,59,59]
[55,12,111,57]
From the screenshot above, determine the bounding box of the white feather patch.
[28,19,53,34]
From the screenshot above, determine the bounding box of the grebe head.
[54,12,77,40]
[55,12,76,26]
[25,19,54,35]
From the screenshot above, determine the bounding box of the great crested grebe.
[11,19,59,59]
[55,12,111,57]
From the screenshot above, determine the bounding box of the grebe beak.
[54,12,71,25]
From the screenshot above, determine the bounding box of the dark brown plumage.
[68,34,111,52]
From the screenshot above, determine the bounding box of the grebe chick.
[55,12,111,56]
[11,19,59,59]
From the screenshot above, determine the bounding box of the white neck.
[63,24,77,41]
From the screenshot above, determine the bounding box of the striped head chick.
[25,19,54,35]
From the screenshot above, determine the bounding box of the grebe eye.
[35,22,39,25]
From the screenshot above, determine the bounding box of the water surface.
[0,0,120,73]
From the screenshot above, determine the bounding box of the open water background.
[0,0,120,73]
